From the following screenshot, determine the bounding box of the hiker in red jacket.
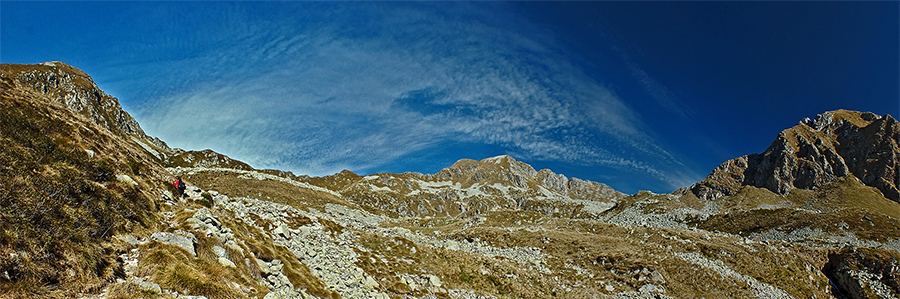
[173,177,186,198]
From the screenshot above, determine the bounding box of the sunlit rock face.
[693,109,900,202]
[3,61,170,150]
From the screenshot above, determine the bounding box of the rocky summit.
[2,62,900,299]
[692,109,900,202]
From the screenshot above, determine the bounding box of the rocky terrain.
[2,62,899,298]
[691,109,900,202]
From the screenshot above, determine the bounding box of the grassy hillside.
[0,76,172,296]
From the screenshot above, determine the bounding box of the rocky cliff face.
[824,247,900,299]
[692,110,900,202]
[1,62,169,150]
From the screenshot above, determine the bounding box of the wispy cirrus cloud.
[628,62,696,122]
[128,2,695,188]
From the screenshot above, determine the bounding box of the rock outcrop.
[1,61,169,150]
[150,231,197,257]
[824,246,900,299]
[692,110,900,202]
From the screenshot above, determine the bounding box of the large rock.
[692,110,900,201]
[217,257,236,268]
[129,277,161,294]
[824,246,900,299]
[150,231,196,256]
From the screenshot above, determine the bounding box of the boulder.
[218,257,236,268]
[150,231,196,256]
[363,276,379,290]
[212,245,227,258]
[255,258,271,275]
[130,277,161,294]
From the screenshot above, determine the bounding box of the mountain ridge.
[315,154,624,219]
[1,61,169,151]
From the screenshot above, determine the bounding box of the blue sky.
[2,2,897,194]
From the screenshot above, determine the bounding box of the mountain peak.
[481,154,514,164]
[693,109,900,201]
[1,62,169,150]
[799,109,883,132]
[39,60,77,70]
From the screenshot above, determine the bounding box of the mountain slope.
[691,110,900,202]
[0,65,173,296]
[1,62,169,150]
[175,165,833,299]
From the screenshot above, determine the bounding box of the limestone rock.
[692,110,900,202]
[218,257,237,268]
[130,277,161,294]
[115,174,138,187]
[824,246,900,299]
[193,208,219,225]
[273,223,289,237]
[363,276,379,290]
[212,246,227,258]
[428,274,442,288]
[255,258,271,275]
[150,231,196,256]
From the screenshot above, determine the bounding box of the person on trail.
[173,177,186,198]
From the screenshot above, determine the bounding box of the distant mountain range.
[2,62,899,299]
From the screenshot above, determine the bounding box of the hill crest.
[1,61,169,150]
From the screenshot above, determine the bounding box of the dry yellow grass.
[0,71,168,297]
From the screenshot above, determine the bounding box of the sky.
[2,2,898,194]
